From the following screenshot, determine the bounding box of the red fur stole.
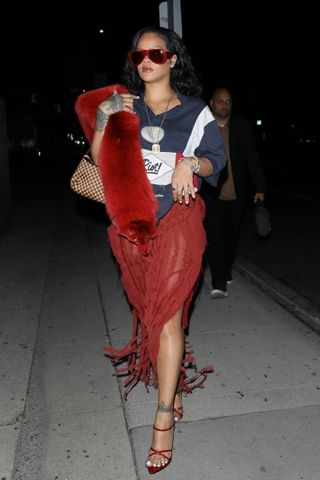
[75,84,158,253]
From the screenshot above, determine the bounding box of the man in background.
[202,88,267,299]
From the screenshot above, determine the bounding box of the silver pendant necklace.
[143,94,174,153]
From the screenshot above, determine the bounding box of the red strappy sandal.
[146,422,175,474]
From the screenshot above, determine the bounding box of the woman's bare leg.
[146,306,184,468]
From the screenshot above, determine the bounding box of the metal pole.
[159,0,182,37]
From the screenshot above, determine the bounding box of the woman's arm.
[91,92,139,165]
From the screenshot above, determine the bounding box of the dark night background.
[1,1,319,137]
[1,0,319,200]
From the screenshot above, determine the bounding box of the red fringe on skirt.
[105,196,213,399]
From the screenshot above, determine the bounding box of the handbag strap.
[83,150,96,166]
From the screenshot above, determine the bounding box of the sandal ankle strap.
[153,422,175,432]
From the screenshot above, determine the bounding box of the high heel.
[173,392,183,423]
[146,422,175,474]
[173,406,183,423]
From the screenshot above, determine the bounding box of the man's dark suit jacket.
[213,114,267,201]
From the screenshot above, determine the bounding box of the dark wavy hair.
[122,26,203,97]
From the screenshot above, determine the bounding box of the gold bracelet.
[179,156,200,174]
[190,155,200,174]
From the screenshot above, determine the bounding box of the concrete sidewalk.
[1,156,320,479]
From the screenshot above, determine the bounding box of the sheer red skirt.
[105,196,213,398]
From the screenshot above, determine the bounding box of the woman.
[75,26,226,474]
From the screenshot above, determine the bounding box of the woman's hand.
[95,91,139,132]
[171,161,196,205]
[98,91,139,116]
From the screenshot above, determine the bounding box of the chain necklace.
[143,94,174,153]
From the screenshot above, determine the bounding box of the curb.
[235,255,320,334]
